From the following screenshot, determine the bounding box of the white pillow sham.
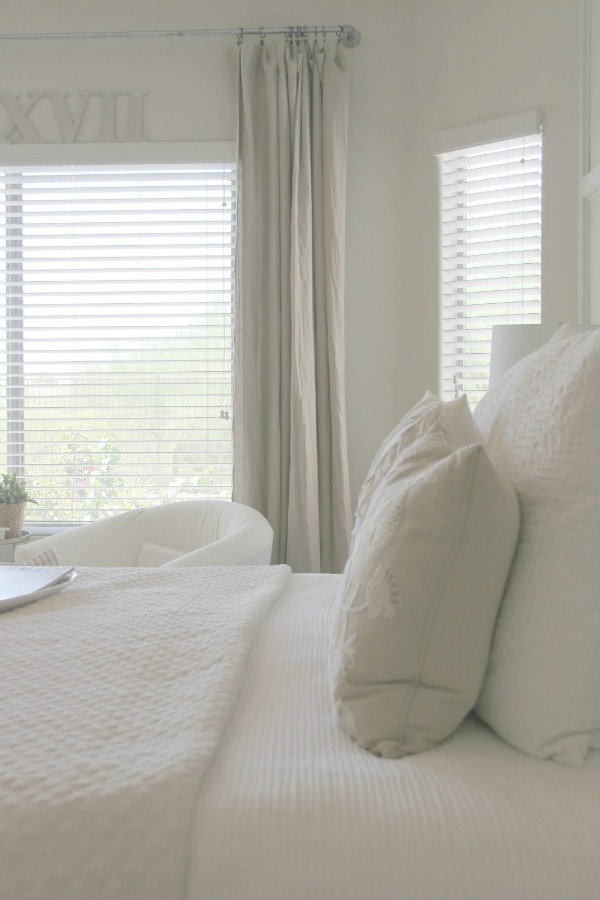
[474,326,600,764]
[332,427,519,758]
[355,391,482,522]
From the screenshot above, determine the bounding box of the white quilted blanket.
[0,564,290,900]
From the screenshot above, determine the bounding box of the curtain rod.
[0,24,361,48]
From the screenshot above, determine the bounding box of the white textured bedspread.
[0,564,290,900]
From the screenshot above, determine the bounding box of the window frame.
[0,141,236,534]
[431,112,542,406]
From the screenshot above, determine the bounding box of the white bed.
[2,326,600,900]
[1,566,600,900]
[188,573,600,900]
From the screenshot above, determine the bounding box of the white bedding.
[187,574,600,900]
[2,567,600,900]
[0,565,290,900]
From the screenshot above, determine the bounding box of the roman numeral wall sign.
[0,90,146,143]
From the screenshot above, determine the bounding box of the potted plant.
[0,473,38,539]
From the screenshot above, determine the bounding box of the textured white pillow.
[474,326,600,765]
[332,430,519,758]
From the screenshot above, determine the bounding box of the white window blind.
[439,132,542,406]
[0,160,236,524]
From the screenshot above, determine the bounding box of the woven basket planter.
[0,503,26,539]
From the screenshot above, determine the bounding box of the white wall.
[400,1,581,450]
[1,0,581,504]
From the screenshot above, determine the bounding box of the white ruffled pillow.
[332,398,519,757]
[475,326,600,764]
[355,391,482,524]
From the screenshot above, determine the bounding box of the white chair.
[14,500,273,568]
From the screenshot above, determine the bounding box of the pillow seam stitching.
[394,446,480,744]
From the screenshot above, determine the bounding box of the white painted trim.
[0,140,235,165]
[582,162,600,200]
[581,0,592,179]
[580,0,592,321]
[429,109,542,156]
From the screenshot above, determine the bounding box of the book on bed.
[0,565,76,611]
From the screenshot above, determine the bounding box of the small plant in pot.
[0,473,38,539]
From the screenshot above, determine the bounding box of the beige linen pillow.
[332,429,519,758]
[474,326,600,765]
[355,391,482,524]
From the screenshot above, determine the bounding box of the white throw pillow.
[355,391,482,523]
[137,541,186,567]
[474,326,600,765]
[332,429,519,758]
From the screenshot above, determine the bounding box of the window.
[0,148,236,525]
[432,113,542,406]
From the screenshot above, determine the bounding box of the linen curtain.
[232,38,352,573]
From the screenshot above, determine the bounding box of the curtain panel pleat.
[232,40,352,573]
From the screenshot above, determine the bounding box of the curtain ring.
[236,28,244,46]
[285,26,294,44]
[299,25,309,52]
[259,27,266,45]
[336,26,343,44]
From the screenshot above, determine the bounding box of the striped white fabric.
[188,574,600,900]
[24,547,64,566]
